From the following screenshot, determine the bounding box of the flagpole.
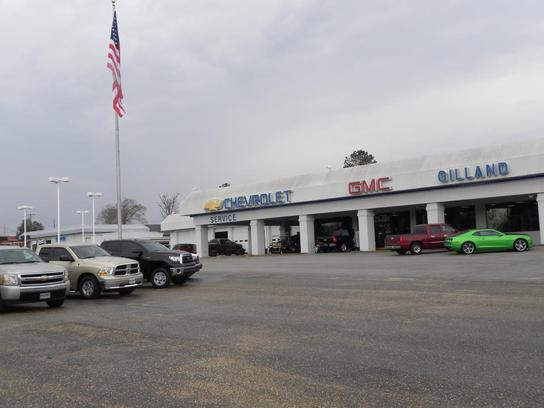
[112,0,122,238]
[115,112,122,238]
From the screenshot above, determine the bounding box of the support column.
[357,209,376,251]
[250,220,266,255]
[475,203,487,228]
[298,215,315,254]
[426,203,445,224]
[195,225,209,257]
[537,194,544,245]
[409,208,417,232]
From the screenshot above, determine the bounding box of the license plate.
[129,278,136,285]
[40,292,51,300]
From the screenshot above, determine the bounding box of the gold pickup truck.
[37,244,144,299]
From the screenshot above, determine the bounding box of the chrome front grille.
[19,272,64,286]
[182,254,193,264]
[114,263,140,275]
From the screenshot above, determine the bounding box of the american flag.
[107,10,125,117]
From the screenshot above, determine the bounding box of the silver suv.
[0,246,69,312]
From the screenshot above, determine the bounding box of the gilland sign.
[204,190,293,214]
[437,162,509,183]
[348,177,392,195]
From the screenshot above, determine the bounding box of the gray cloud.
[1,0,543,234]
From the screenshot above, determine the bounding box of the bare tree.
[219,182,230,188]
[157,192,180,219]
[98,198,147,224]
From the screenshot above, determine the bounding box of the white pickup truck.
[0,246,70,312]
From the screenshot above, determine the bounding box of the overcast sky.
[1,0,543,234]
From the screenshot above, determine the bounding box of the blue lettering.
[455,168,464,181]
[474,166,484,178]
[284,190,292,202]
[449,169,455,182]
[438,170,448,183]
[486,163,496,177]
[276,191,284,202]
[464,167,474,180]
[238,196,247,208]
[260,193,269,205]
[498,162,509,176]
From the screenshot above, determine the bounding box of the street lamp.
[76,210,89,243]
[87,192,103,243]
[48,177,70,242]
[17,205,33,248]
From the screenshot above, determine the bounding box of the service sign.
[437,162,509,183]
[348,177,392,195]
[209,213,237,224]
[204,190,293,212]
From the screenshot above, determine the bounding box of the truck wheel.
[150,268,170,289]
[395,249,407,255]
[340,243,348,252]
[0,298,8,313]
[46,299,64,308]
[119,288,135,295]
[79,276,101,299]
[410,242,423,255]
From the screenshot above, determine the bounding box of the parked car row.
[0,239,202,312]
[385,223,533,255]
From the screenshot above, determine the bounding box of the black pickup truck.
[101,239,201,288]
[209,239,246,256]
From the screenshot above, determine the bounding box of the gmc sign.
[348,177,392,195]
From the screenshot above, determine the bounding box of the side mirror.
[59,255,74,262]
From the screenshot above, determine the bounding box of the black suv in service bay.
[101,239,201,288]
[208,239,246,256]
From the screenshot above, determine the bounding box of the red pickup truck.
[384,223,457,255]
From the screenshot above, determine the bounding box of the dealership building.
[162,140,544,256]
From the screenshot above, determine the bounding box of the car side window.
[52,247,71,261]
[413,226,426,234]
[473,231,482,236]
[444,226,456,234]
[429,225,442,235]
[122,242,143,257]
[102,241,120,254]
[39,247,52,261]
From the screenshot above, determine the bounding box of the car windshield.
[0,248,42,264]
[71,245,111,259]
[138,241,170,252]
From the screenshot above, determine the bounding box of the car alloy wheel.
[410,243,422,255]
[514,239,527,252]
[462,242,475,255]
[153,271,168,287]
[340,243,348,252]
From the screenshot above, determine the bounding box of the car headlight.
[63,270,69,281]
[1,273,19,286]
[169,256,181,263]
[98,266,115,277]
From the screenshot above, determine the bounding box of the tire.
[395,249,407,255]
[118,288,135,295]
[0,298,8,313]
[513,239,528,252]
[410,242,423,255]
[150,268,170,289]
[79,276,101,299]
[46,299,64,308]
[225,251,232,256]
[209,251,217,257]
[461,242,476,255]
[340,243,348,253]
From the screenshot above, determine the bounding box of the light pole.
[48,177,70,242]
[86,192,103,243]
[76,210,89,243]
[17,205,33,248]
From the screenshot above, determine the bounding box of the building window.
[486,201,539,232]
[445,206,475,231]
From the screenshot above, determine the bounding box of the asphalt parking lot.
[1,248,543,407]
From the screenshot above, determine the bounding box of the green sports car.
[444,229,533,255]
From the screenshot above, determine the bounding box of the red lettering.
[348,182,361,195]
[362,179,376,193]
[349,177,392,195]
[377,177,392,191]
